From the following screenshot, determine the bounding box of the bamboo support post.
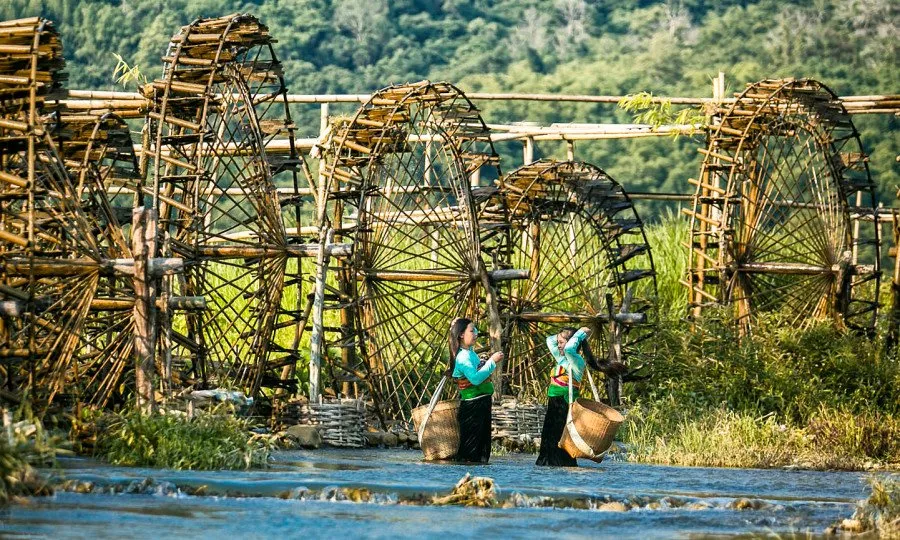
[523,136,534,165]
[309,228,334,401]
[888,210,900,349]
[132,207,158,414]
[605,289,633,407]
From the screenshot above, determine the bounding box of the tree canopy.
[4,0,897,210]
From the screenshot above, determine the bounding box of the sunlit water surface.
[2,448,872,539]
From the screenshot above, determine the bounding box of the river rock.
[840,519,864,532]
[659,496,685,508]
[283,486,310,500]
[284,425,323,448]
[730,498,768,510]
[365,431,385,446]
[597,501,628,512]
[383,432,399,447]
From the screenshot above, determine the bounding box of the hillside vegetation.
[3,0,897,206]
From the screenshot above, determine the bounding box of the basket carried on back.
[558,397,624,462]
[412,399,460,460]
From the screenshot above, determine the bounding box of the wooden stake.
[132,207,157,414]
[309,228,334,401]
[523,136,534,165]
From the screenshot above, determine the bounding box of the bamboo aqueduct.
[1,14,898,434]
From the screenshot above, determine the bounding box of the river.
[2,448,873,538]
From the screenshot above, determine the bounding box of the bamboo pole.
[62,89,900,112]
[888,210,900,349]
[309,228,333,401]
[523,136,534,165]
[193,244,352,259]
[516,310,646,325]
[132,207,157,414]
[738,262,838,274]
[355,269,529,282]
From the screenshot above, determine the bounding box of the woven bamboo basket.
[411,399,460,461]
[558,398,624,462]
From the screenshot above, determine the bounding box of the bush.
[0,414,57,504]
[95,406,271,470]
[630,314,900,423]
[620,398,900,470]
[837,476,900,536]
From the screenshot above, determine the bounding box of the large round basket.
[558,398,624,462]
[411,400,460,461]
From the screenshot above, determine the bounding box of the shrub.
[95,406,271,470]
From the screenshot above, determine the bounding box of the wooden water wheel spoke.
[320,81,500,422]
[366,279,475,416]
[494,161,656,404]
[0,18,124,408]
[688,78,879,335]
[146,14,293,399]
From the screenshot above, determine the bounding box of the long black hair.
[559,326,601,371]
[448,317,473,376]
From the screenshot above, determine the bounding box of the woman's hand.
[489,351,504,363]
[578,326,592,336]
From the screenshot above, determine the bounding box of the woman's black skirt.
[536,395,577,467]
[455,394,492,464]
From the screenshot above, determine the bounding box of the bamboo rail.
[62,90,900,114]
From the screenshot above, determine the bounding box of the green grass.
[94,406,272,470]
[642,210,689,316]
[0,413,57,504]
[839,476,900,536]
[621,397,900,469]
[620,216,900,469]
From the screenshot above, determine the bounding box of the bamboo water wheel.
[480,160,656,404]
[144,14,299,400]
[0,18,112,408]
[685,78,880,335]
[56,112,142,407]
[319,81,502,422]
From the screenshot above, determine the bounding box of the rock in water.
[597,501,628,512]
[432,473,497,507]
[284,425,323,449]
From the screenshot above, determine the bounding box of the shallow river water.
[2,449,874,539]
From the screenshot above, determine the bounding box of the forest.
[3,0,897,209]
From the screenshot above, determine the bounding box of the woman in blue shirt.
[448,317,503,463]
[536,326,594,467]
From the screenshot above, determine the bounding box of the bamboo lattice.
[685,78,881,335]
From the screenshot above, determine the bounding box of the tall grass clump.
[643,211,689,316]
[622,398,900,469]
[622,311,900,469]
[0,413,57,504]
[622,398,808,468]
[835,476,900,536]
[95,406,271,470]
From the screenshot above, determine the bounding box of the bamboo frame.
[686,78,881,336]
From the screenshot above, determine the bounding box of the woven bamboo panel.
[284,398,366,448]
[491,398,546,439]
